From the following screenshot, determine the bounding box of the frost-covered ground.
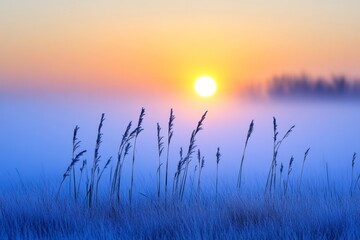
[1,178,360,239]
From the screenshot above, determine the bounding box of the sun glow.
[194,76,217,97]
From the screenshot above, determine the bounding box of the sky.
[1,0,360,101]
[0,1,359,182]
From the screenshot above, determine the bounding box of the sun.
[194,76,217,97]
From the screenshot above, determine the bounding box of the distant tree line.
[267,74,360,100]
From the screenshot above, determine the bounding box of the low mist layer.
[255,74,360,100]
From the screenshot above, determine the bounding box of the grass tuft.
[179,111,208,200]
[56,125,86,201]
[265,117,295,194]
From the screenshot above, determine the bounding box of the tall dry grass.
[55,110,359,222]
[56,125,86,201]
[156,123,164,200]
[111,122,135,204]
[265,117,295,194]
[237,120,254,191]
[88,113,105,208]
[299,148,310,190]
[196,149,205,197]
[179,111,207,200]
[129,108,145,207]
[173,148,184,195]
[165,109,175,206]
[216,147,221,201]
[284,156,294,194]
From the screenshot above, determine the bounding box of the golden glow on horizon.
[1,1,360,96]
[194,76,217,97]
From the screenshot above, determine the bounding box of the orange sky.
[1,1,360,99]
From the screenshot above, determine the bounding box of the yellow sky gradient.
[1,1,360,99]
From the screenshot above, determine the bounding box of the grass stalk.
[351,153,358,194]
[299,148,310,190]
[165,109,175,207]
[216,147,221,201]
[111,122,131,195]
[88,114,105,208]
[129,108,145,208]
[284,156,294,195]
[116,142,132,204]
[179,111,207,200]
[173,148,183,195]
[237,120,254,190]
[56,125,86,200]
[77,159,87,197]
[156,123,164,200]
[111,122,135,204]
[197,150,205,197]
[95,157,111,204]
[279,162,284,192]
[265,117,295,194]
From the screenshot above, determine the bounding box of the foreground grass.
[1,181,360,239]
[2,111,357,239]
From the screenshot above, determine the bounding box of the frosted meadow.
[1,98,359,239]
